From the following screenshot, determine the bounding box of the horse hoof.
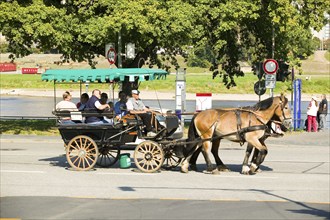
[248,170,257,175]
[218,165,230,172]
[202,170,213,174]
[181,168,189,173]
[212,169,220,175]
[249,163,258,173]
[190,164,198,172]
[241,165,250,175]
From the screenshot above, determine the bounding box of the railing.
[0,116,56,120]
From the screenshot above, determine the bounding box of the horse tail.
[183,115,200,157]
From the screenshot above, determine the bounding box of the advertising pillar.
[175,68,186,120]
[293,79,302,130]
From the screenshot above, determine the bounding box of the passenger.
[55,91,78,124]
[76,93,89,111]
[114,91,128,120]
[100,92,108,105]
[100,92,114,124]
[126,90,161,137]
[85,89,111,124]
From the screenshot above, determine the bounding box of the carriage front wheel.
[66,135,99,171]
[134,141,164,173]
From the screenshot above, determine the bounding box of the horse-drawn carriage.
[42,68,292,175]
[42,68,185,173]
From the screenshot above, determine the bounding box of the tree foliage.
[0,0,329,87]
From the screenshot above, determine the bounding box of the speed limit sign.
[263,59,278,74]
[107,47,117,65]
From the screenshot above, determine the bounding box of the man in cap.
[126,89,158,136]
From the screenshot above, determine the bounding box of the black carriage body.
[58,124,137,147]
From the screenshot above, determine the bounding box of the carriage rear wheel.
[162,149,183,170]
[97,146,120,168]
[134,141,164,173]
[66,135,98,171]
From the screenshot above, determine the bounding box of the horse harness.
[234,109,267,145]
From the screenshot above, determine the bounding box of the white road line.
[95,172,278,179]
[214,175,278,179]
[1,170,45,174]
[96,172,154,176]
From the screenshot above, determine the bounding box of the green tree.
[0,0,195,69]
[1,0,329,87]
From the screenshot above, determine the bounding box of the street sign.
[254,80,266,96]
[107,47,117,65]
[263,59,278,74]
[265,74,276,88]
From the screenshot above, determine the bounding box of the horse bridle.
[278,97,292,121]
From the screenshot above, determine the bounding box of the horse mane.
[245,95,288,111]
[250,97,274,111]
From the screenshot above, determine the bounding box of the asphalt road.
[0,131,329,220]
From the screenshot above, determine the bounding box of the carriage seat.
[53,110,115,125]
[119,114,143,126]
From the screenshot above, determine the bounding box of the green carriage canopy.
[41,68,168,83]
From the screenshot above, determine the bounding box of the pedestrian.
[318,94,328,131]
[306,96,318,132]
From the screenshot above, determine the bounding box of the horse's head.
[273,94,292,129]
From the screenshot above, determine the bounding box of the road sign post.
[263,59,278,97]
[106,47,117,65]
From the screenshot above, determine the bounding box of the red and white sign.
[196,93,212,111]
[263,59,278,74]
[107,47,117,65]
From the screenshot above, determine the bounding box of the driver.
[126,90,160,137]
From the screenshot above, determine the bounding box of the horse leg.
[249,144,268,174]
[241,143,254,175]
[189,147,201,171]
[211,139,230,172]
[181,144,200,173]
[181,155,191,173]
[245,137,268,175]
[201,141,215,173]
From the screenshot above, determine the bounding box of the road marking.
[110,197,140,200]
[210,199,241,202]
[160,198,189,201]
[1,170,45,174]
[215,175,278,179]
[0,218,21,220]
[256,200,286,203]
[96,172,153,176]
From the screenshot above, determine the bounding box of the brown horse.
[181,94,292,174]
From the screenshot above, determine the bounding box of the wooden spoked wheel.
[97,146,120,168]
[134,141,164,173]
[162,149,183,170]
[66,135,99,171]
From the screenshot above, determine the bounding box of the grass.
[1,71,329,94]
[0,119,59,135]
[325,51,330,62]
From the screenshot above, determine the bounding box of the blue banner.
[293,79,302,130]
